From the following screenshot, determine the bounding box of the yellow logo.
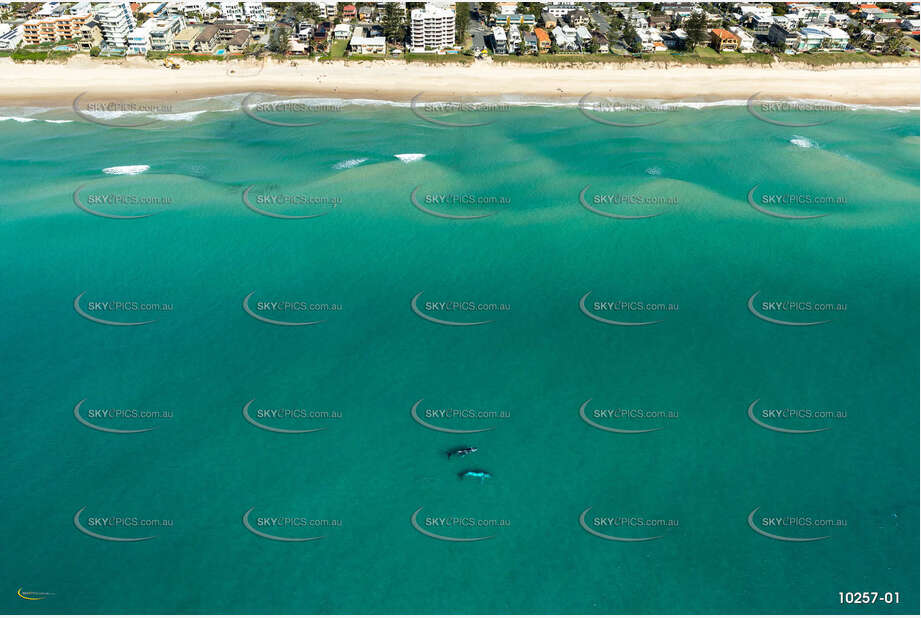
[18,588,54,600]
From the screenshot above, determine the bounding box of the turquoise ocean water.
[0,95,918,613]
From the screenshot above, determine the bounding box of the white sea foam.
[0,115,73,124]
[150,110,210,122]
[790,135,816,149]
[395,153,426,163]
[103,164,150,175]
[333,158,368,170]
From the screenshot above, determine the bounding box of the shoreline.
[0,56,918,107]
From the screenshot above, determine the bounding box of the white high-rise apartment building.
[97,1,136,48]
[243,1,269,24]
[311,2,338,19]
[179,0,208,14]
[219,1,244,21]
[410,4,455,51]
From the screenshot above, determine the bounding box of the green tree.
[684,12,708,50]
[455,2,470,44]
[549,39,559,54]
[622,22,639,53]
[269,26,290,53]
[381,3,405,44]
[586,36,599,53]
[517,3,543,20]
[882,33,904,55]
[479,2,497,22]
[89,46,100,57]
[294,3,319,22]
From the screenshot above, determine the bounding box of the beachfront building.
[69,1,92,15]
[171,25,200,50]
[747,14,773,35]
[786,3,834,26]
[491,25,506,53]
[175,1,207,15]
[635,27,666,52]
[0,25,23,50]
[662,28,688,50]
[311,2,338,20]
[36,2,64,18]
[216,22,248,42]
[902,18,921,36]
[193,24,218,52]
[297,21,314,41]
[729,26,755,52]
[523,30,537,53]
[767,22,799,49]
[575,25,591,49]
[243,1,270,25]
[410,4,455,51]
[534,27,550,52]
[551,25,578,51]
[709,28,741,52]
[592,30,609,53]
[126,25,151,54]
[829,13,851,28]
[660,3,694,20]
[218,1,243,21]
[21,12,92,45]
[357,5,374,21]
[734,4,773,21]
[139,2,167,17]
[97,0,136,48]
[333,23,352,40]
[794,26,849,51]
[349,31,386,53]
[493,13,535,28]
[147,14,184,51]
[507,23,521,52]
[226,28,251,51]
[545,3,576,18]
[78,19,102,51]
[567,9,589,27]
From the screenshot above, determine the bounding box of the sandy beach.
[0,55,918,107]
